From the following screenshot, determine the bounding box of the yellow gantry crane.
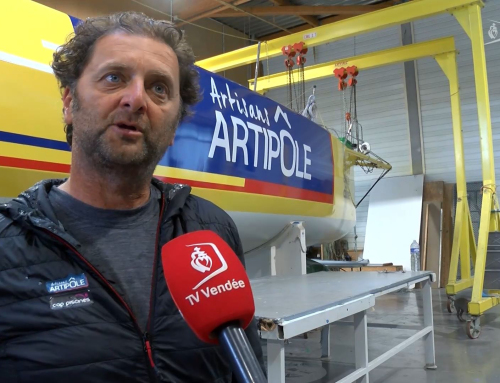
[197,0,499,339]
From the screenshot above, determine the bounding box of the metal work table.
[250,271,436,383]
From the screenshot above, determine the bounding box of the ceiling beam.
[215,5,390,17]
[297,15,319,27]
[177,0,250,25]
[211,0,292,33]
[295,15,319,27]
[259,2,395,40]
[259,14,352,40]
[268,0,318,27]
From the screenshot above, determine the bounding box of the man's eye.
[105,74,121,83]
[153,84,167,95]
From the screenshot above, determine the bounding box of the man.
[0,12,264,382]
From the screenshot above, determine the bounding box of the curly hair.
[51,12,201,146]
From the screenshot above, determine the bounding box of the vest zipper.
[143,194,166,371]
[41,228,159,379]
[144,331,155,367]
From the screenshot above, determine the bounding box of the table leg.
[267,339,285,383]
[354,310,369,383]
[423,278,437,370]
[321,325,331,358]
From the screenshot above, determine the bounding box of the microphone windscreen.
[161,230,255,344]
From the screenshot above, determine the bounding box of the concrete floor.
[262,289,500,383]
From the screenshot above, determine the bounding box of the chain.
[353,86,359,147]
[341,86,355,206]
[287,68,292,110]
[350,86,354,120]
[354,85,364,144]
[291,68,300,112]
[342,89,348,138]
[354,85,357,118]
[300,64,305,110]
[339,88,344,137]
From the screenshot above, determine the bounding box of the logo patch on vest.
[46,273,89,294]
[49,290,94,311]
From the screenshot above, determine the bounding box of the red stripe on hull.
[0,156,70,173]
[0,156,333,203]
[155,176,333,203]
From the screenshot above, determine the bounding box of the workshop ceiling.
[34,0,402,41]
[168,0,401,39]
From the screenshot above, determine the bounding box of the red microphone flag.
[161,230,255,344]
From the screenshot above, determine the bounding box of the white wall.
[363,175,424,271]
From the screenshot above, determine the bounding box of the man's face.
[62,32,181,170]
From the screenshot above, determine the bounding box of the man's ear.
[62,87,74,125]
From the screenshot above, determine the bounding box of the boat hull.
[0,0,356,250]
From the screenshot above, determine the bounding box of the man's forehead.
[88,32,178,71]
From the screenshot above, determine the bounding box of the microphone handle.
[218,323,267,383]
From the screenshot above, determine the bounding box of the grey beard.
[83,129,164,168]
[71,119,171,184]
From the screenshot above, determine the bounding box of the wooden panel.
[426,202,442,288]
[423,181,444,203]
[420,203,430,271]
[347,250,363,261]
[440,183,455,287]
[420,181,454,288]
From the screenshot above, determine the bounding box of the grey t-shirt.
[48,185,162,330]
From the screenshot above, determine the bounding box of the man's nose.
[120,79,147,113]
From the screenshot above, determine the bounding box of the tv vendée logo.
[184,242,246,306]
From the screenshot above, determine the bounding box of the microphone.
[161,230,266,383]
